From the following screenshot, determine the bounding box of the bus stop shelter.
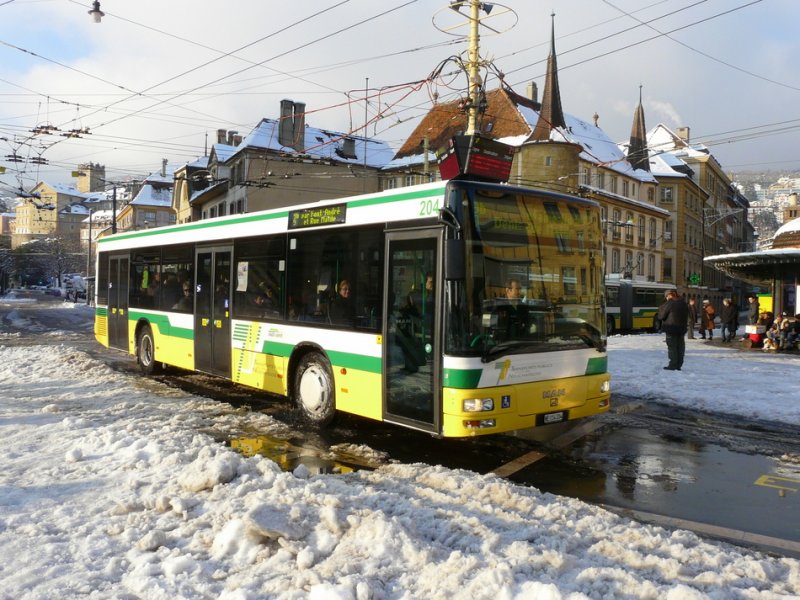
[705,248,800,317]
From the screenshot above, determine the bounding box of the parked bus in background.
[93,179,611,438]
[604,275,675,334]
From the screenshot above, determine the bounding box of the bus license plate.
[542,411,566,425]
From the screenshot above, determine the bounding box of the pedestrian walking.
[657,289,689,371]
[687,297,698,339]
[719,298,738,342]
[699,298,716,340]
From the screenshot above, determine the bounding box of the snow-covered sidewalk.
[0,303,799,597]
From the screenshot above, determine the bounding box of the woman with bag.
[700,299,716,340]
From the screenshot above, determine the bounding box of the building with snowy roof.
[175,101,395,223]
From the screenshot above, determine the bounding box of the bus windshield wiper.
[481,340,547,362]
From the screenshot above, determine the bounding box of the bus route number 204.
[419,198,441,217]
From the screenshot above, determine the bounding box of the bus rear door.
[107,254,129,351]
[194,247,232,377]
[383,231,441,434]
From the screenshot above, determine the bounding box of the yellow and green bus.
[604,275,675,334]
[94,179,610,437]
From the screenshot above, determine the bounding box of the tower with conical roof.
[530,13,566,141]
[628,87,650,172]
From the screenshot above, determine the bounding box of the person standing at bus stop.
[657,289,689,371]
[686,297,698,340]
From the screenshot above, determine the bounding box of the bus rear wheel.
[294,352,336,427]
[137,324,161,375]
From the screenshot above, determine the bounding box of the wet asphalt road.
[3,290,799,557]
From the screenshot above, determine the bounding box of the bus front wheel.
[294,352,336,427]
[137,324,161,375]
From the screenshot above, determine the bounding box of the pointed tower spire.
[628,85,650,172]
[531,13,566,141]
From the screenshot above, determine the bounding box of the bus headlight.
[600,380,611,393]
[463,398,494,412]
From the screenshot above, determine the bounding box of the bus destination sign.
[288,203,347,229]
[437,133,515,183]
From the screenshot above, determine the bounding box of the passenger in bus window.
[329,279,355,326]
[253,282,279,317]
[172,283,193,311]
[162,272,182,308]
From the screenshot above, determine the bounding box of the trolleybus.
[604,275,674,334]
[94,179,610,437]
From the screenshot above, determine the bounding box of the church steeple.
[628,86,650,172]
[531,13,566,141]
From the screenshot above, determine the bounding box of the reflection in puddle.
[228,434,384,475]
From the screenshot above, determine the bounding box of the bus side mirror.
[444,239,465,280]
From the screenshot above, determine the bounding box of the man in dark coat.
[719,298,738,342]
[656,289,689,371]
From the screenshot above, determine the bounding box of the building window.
[649,255,656,280]
[611,249,620,273]
[622,181,629,197]
[612,209,621,239]
[638,216,645,245]
[649,218,657,242]
[625,212,634,242]
[545,156,553,167]
[637,252,644,276]
[544,203,563,222]
[610,177,618,194]
[660,186,673,202]
[576,231,585,254]
[647,187,654,202]
[663,257,672,279]
[555,233,571,253]
[404,174,415,187]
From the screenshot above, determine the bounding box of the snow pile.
[0,343,798,598]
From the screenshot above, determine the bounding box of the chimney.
[217,129,227,144]
[232,134,243,146]
[293,102,306,152]
[676,126,691,143]
[342,138,356,159]
[526,81,538,104]
[227,130,238,145]
[279,99,294,148]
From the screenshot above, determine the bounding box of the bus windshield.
[446,186,605,360]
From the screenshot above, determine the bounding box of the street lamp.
[88,0,104,23]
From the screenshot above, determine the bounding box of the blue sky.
[1,0,799,192]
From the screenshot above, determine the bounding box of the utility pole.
[465,0,481,135]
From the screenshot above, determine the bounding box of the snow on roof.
[648,152,690,178]
[774,216,800,237]
[513,105,658,183]
[236,118,395,169]
[130,182,173,207]
[211,143,237,163]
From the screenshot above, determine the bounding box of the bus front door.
[107,255,129,351]
[194,247,232,377]
[383,231,441,434]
